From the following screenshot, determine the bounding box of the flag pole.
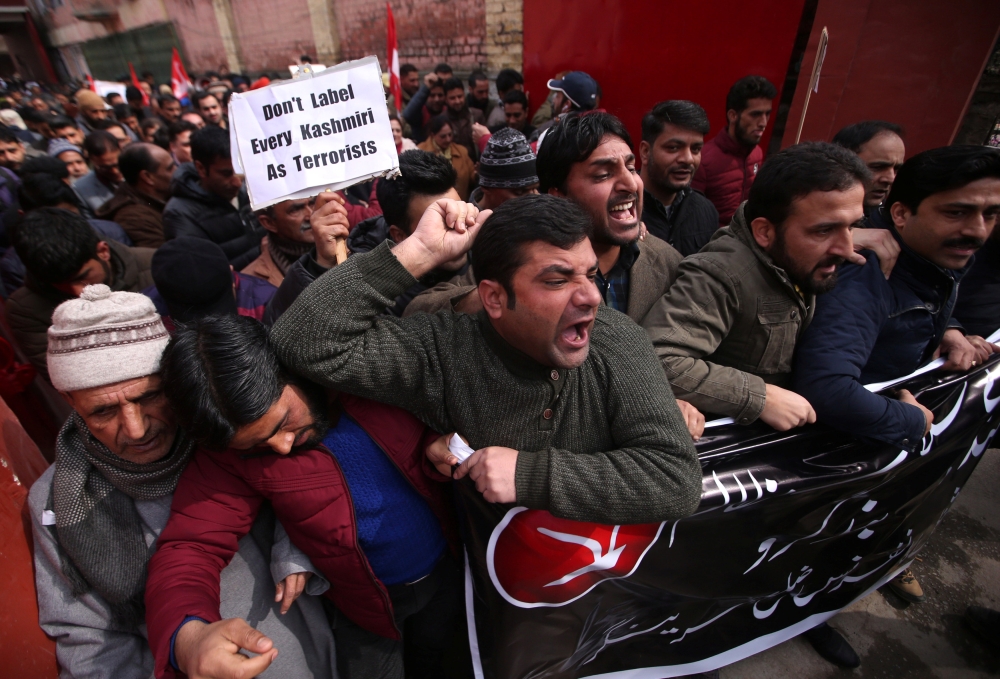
[794,27,828,145]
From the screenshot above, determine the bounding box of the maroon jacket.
[692,129,763,227]
[145,395,453,679]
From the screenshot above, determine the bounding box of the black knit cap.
[478,128,538,189]
[152,237,238,323]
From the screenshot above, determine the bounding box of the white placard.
[93,80,126,101]
[228,55,398,210]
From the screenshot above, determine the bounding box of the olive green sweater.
[271,241,701,524]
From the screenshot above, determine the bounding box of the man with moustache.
[693,75,776,227]
[639,100,720,255]
[833,120,906,221]
[792,145,1000,608]
[402,74,448,143]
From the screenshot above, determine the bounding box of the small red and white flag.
[171,48,193,101]
[128,62,150,106]
[386,3,402,111]
[85,74,96,92]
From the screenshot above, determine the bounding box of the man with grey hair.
[28,284,336,678]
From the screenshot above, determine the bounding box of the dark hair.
[125,85,143,103]
[400,63,418,77]
[92,118,129,137]
[376,150,456,233]
[160,314,287,450]
[19,109,48,125]
[157,93,179,108]
[641,100,710,144]
[118,143,160,186]
[536,112,633,193]
[427,79,445,94]
[434,63,453,75]
[496,69,523,95]
[49,115,77,131]
[18,169,80,210]
[832,120,905,153]
[19,155,70,180]
[726,75,777,114]
[471,194,591,308]
[0,126,20,145]
[12,207,100,286]
[194,91,219,108]
[167,119,198,142]
[427,114,451,136]
[503,89,528,109]
[190,125,230,168]
[113,103,133,121]
[744,142,870,226]
[886,145,1000,214]
[141,71,154,80]
[468,70,489,88]
[83,130,120,157]
[105,93,122,104]
[442,77,464,95]
[140,117,163,135]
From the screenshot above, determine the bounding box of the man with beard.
[442,77,486,160]
[793,145,1000,608]
[75,130,124,213]
[466,70,496,123]
[29,288,335,679]
[402,73,447,143]
[639,100,719,255]
[693,75,776,227]
[147,314,464,679]
[643,142,871,668]
[6,208,155,377]
[399,63,420,107]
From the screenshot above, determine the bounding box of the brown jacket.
[241,237,285,287]
[403,236,683,322]
[417,139,476,201]
[641,204,815,424]
[5,240,156,379]
[95,183,167,248]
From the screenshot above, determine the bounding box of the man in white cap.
[28,285,336,679]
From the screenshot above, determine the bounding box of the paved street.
[723,449,1000,679]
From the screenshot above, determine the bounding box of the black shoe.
[803,623,861,668]
[966,606,1000,644]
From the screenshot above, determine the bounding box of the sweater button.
[543,408,553,419]
[550,370,559,381]
[791,310,798,320]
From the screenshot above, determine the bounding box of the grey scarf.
[51,413,194,630]
[268,232,316,275]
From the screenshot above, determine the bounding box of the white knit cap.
[46,285,170,392]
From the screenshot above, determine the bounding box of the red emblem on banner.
[487,507,664,608]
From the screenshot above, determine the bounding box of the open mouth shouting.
[557,314,596,359]
[607,193,639,228]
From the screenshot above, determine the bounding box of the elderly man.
[28,285,335,679]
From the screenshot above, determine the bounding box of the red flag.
[128,62,150,107]
[386,3,402,111]
[85,74,96,92]
[170,48,193,101]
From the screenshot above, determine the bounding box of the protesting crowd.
[1,55,999,679]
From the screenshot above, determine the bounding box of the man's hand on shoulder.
[760,384,816,431]
[174,618,277,679]
[392,199,490,279]
[937,328,1000,372]
[454,446,518,503]
[676,399,705,441]
[849,227,900,279]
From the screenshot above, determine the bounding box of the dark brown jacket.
[641,204,815,424]
[5,241,155,379]
[95,183,167,248]
[404,236,683,322]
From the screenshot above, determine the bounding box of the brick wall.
[162,0,228,75]
[334,0,487,73]
[484,0,522,73]
[229,0,315,73]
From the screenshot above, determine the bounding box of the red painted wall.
[782,0,1000,154]
[522,0,808,154]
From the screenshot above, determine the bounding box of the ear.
[257,212,277,233]
[547,186,565,198]
[387,224,409,244]
[889,202,910,231]
[726,109,738,128]
[138,169,153,187]
[95,241,111,263]
[478,279,508,319]
[194,160,208,180]
[750,217,777,251]
[638,140,651,167]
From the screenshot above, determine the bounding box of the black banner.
[459,358,1000,678]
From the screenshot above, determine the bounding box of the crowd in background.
[2,56,1000,679]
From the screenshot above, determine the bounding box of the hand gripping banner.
[459,351,1000,678]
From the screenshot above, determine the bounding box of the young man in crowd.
[0,125,28,172]
[493,90,535,139]
[402,74,447,143]
[30,288,334,679]
[832,120,906,220]
[399,63,420,107]
[157,94,182,125]
[194,92,227,129]
[48,138,89,182]
[75,130,123,213]
[693,75,777,227]
[163,126,263,269]
[244,194,350,288]
[6,208,155,377]
[793,145,1000,607]
[639,100,720,255]
[96,142,175,247]
[167,120,196,165]
[466,70,496,122]
[50,115,86,147]
[147,314,465,679]
[442,77,486,160]
[643,140,875,668]
[181,110,206,130]
[486,68,524,128]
